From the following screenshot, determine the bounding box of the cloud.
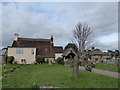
[2,2,118,50]
[97,33,118,50]
[0,3,2,49]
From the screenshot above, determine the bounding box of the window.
[16,48,23,54]
[31,49,34,54]
[21,59,27,63]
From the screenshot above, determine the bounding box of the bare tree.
[74,22,94,51]
[72,22,94,79]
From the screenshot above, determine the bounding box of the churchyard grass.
[2,64,118,88]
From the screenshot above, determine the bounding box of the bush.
[14,61,18,64]
[36,58,45,64]
[56,57,64,64]
[7,56,15,64]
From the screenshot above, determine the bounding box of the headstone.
[48,60,52,66]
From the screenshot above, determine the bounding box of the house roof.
[62,48,77,56]
[87,49,108,56]
[18,37,50,41]
[54,46,63,53]
[89,50,104,55]
[12,37,55,58]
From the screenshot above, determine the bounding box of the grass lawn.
[94,63,119,73]
[82,63,119,73]
[0,65,2,89]
[2,64,118,88]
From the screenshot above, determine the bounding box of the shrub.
[36,58,45,64]
[56,57,64,64]
[7,56,15,64]
[14,61,18,64]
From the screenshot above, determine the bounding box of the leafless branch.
[73,22,95,52]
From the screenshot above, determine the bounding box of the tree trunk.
[73,55,79,79]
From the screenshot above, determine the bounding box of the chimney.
[14,33,19,41]
[51,36,53,43]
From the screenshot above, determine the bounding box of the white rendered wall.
[55,53,63,60]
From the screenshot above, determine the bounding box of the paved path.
[79,66,120,79]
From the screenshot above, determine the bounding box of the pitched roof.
[89,50,104,55]
[54,46,63,53]
[12,38,51,47]
[12,37,55,58]
[62,48,77,56]
[18,37,50,41]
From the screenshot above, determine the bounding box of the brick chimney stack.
[14,33,19,41]
[51,36,53,43]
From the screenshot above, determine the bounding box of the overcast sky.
[1,2,118,51]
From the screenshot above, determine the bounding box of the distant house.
[54,46,63,60]
[86,48,119,63]
[8,34,63,64]
[62,45,120,64]
[88,49,104,62]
